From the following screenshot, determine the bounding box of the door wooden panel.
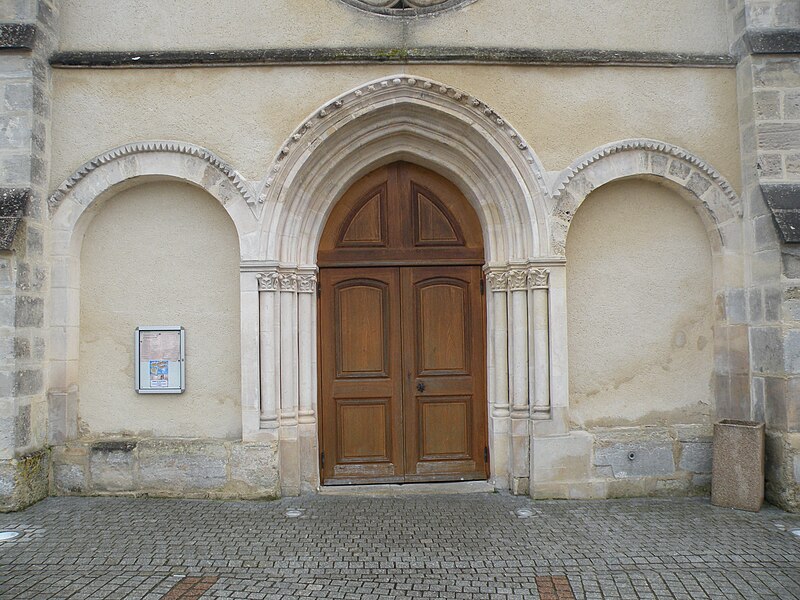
[318,162,487,485]
[402,266,487,482]
[320,268,404,484]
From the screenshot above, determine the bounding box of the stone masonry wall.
[0,0,57,511]
[729,0,800,511]
[51,438,280,500]
[532,426,712,500]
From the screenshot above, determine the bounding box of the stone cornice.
[762,183,800,244]
[0,188,30,250]
[50,47,736,69]
[0,23,36,50]
[48,141,256,213]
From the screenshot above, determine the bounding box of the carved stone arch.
[49,141,258,246]
[257,75,550,266]
[550,139,742,256]
[47,141,259,398]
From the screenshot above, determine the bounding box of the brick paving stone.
[0,494,799,599]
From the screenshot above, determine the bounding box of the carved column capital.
[485,270,508,292]
[297,273,317,294]
[507,269,528,291]
[527,268,550,289]
[278,272,298,292]
[257,270,280,292]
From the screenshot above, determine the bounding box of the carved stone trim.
[527,268,550,289]
[507,269,528,291]
[339,0,475,16]
[258,269,317,292]
[552,139,740,216]
[261,75,545,203]
[48,141,256,214]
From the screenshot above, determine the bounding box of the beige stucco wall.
[566,179,714,429]
[50,66,741,195]
[78,181,242,439]
[58,0,729,54]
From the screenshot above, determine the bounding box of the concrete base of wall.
[0,449,50,512]
[50,437,280,501]
[531,425,713,500]
[765,430,800,512]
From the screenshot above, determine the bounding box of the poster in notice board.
[135,326,185,394]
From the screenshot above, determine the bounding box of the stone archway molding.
[550,139,742,255]
[257,74,551,264]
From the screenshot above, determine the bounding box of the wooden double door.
[318,162,488,485]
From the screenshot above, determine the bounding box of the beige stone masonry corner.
[46,74,744,500]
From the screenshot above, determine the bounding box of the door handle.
[416,382,425,393]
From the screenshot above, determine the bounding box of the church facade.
[1,0,799,511]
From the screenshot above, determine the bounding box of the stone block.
[0,115,31,149]
[786,90,800,120]
[594,439,675,479]
[3,81,31,111]
[764,286,783,321]
[749,326,783,374]
[0,460,15,502]
[0,155,30,186]
[754,90,781,120]
[668,160,690,180]
[15,368,41,395]
[795,455,800,483]
[531,432,592,483]
[90,441,135,492]
[757,153,783,179]
[138,439,227,492]
[753,56,800,87]
[53,462,86,494]
[712,420,765,512]
[230,443,279,497]
[724,288,748,324]
[14,403,29,447]
[764,376,788,430]
[784,329,800,373]
[0,296,14,328]
[14,295,42,327]
[679,442,712,473]
[758,122,800,150]
[752,376,766,422]
[787,153,800,177]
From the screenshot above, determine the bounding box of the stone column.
[1,0,59,511]
[528,268,550,420]
[727,0,800,511]
[485,268,510,490]
[507,268,530,494]
[256,270,280,438]
[240,270,262,439]
[296,268,318,493]
[277,270,300,495]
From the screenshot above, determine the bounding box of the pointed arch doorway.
[318,162,489,485]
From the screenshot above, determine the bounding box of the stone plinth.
[712,420,765,512]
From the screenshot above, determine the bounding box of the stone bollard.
[711,420,765,512]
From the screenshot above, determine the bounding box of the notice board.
[135,326,185,393]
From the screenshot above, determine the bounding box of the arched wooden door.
[318,162,488,484]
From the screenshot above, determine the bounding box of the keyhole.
[417,382,425,393]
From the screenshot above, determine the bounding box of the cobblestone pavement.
[1,493,800,599]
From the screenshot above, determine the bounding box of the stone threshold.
[318,480,495,496]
